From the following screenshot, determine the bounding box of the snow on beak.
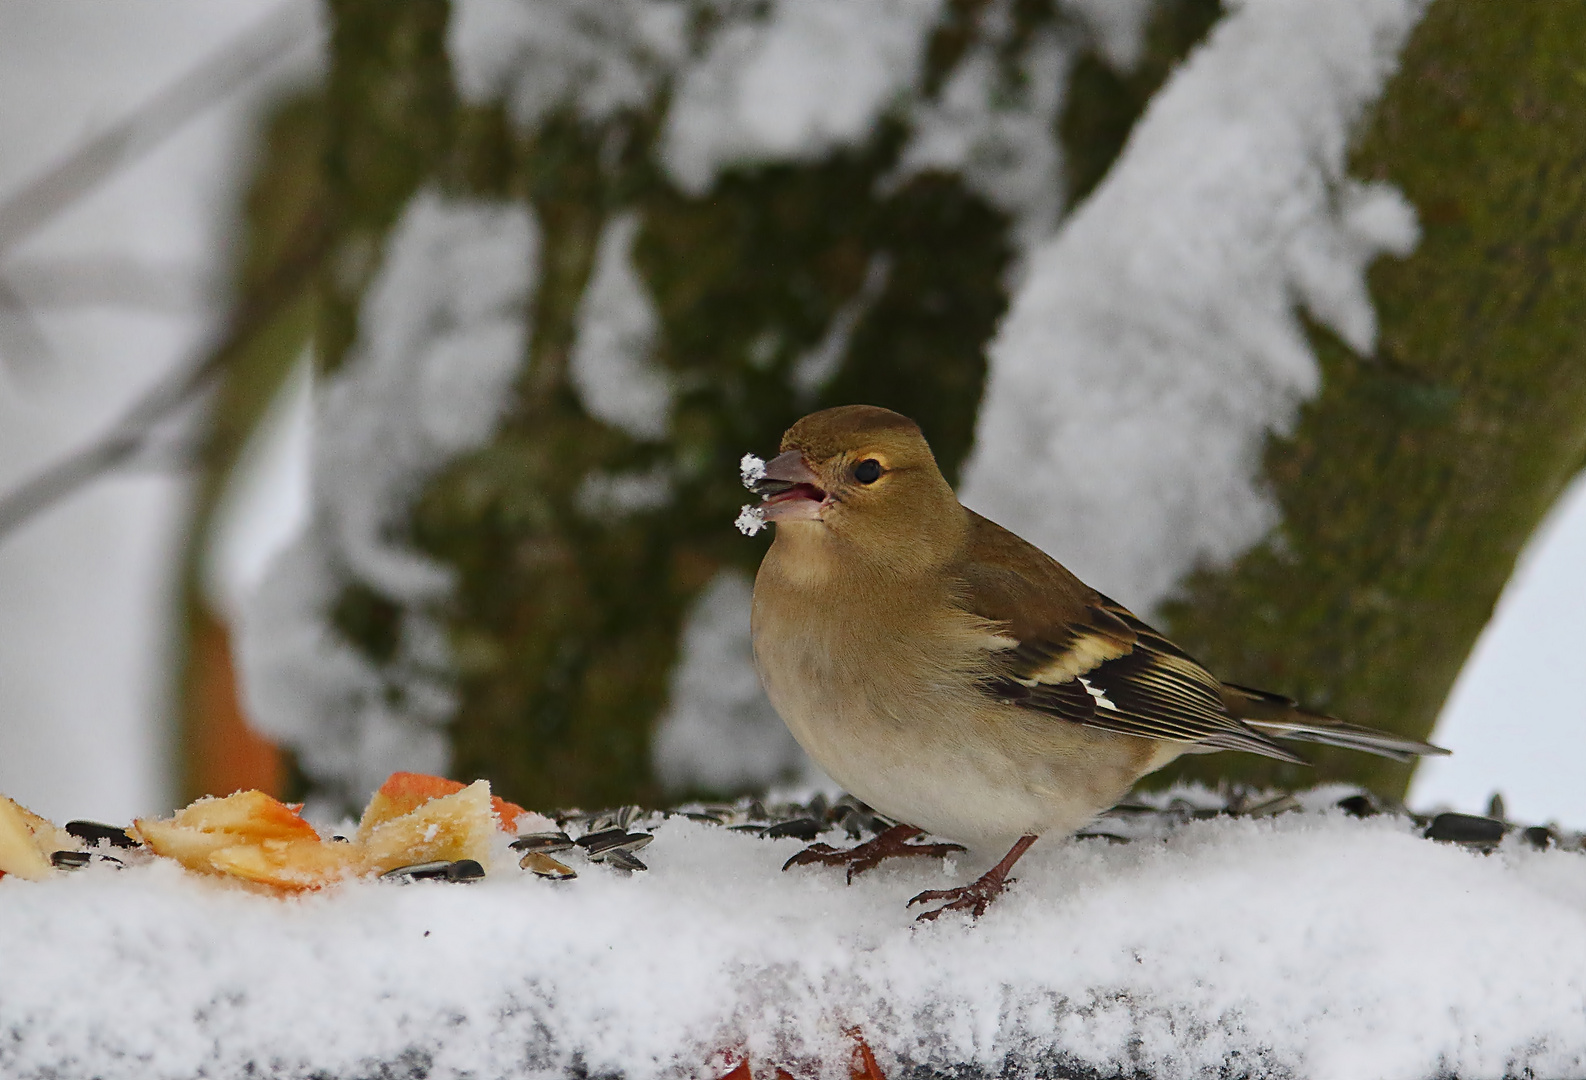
[753,450,828,521]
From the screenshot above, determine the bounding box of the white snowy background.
[3,0,1586,1076]
[0,0,320,824]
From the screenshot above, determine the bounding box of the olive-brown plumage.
[747,405,1446,921]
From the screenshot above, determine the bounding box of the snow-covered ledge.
[2,790,1584,1080]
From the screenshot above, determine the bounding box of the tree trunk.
[203,0,1586,814]
[1156,0,1586,797]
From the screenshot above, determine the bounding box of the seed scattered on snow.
[510,831,574,854]
[597,849,647,873]
[577,829,653,857]
[519,851,577,879]
[381,860,484,884]
[64,821,138,849]
[50,850,123,872]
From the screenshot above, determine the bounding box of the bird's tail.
[1218,682,1450,764]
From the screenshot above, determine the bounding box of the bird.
[744,404,1448,922]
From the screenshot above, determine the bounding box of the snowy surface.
[235,192,537,812]
[961,0,1425,614]
[3,797,1585,1079]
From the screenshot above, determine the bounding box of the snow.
[739,453,766,487]
[1059,0,1153,71]
[449,0,689,131]
[575,463,676,519]
[652,569,807,792]
[568,211,673,440]
[235,191,537,811]
[789,254,891,400]
[3,798,1585,1079]
[960,0,1425,614]
[892,21,1075,268]
[659,0,945,195]
[734,503,767,538]
[201,350,314,621]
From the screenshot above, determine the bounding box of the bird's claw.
[781,823,966,882]
[909,874,1016,922]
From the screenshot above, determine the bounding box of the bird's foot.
[907,873,1013,922]
[908,833,1039,923]
[782,823,966,883]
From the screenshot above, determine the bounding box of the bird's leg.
[782,823,967,883]
[908,834,1039,922]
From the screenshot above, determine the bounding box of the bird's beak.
[753,450,827,522]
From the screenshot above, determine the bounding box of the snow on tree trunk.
[1156,0,1586,796]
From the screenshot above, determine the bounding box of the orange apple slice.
[360,779,496,875]
[358,771,527,838]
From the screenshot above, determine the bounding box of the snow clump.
[961,0,1425,614]
[236,191,538,813]
[652,569,808,790]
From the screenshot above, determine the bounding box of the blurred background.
[0,0,1581,827]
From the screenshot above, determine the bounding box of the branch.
[0,208,328,544]
[1,258,212,313]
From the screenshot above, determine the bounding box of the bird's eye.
[853,459,882,484]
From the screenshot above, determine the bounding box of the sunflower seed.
[65,821,137,849]
[598,849,647,873]
[445,859,486,882]
[520,852,577,879]
[381,860,485,883]
[50,850,123,870]
[1335,794,1380,818]
[761,818,822,841]
[510,831,574,854]
[1522,825,1555,850]
[579,829,653,856]
[1424,812,1505,845]
[1243,793,1302,819]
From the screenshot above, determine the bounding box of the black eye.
[853,459,882,484]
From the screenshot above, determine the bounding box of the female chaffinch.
[744,405,1446,921]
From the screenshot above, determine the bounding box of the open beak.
[753,450,827,522]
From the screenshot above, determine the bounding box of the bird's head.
[749,405,964,573]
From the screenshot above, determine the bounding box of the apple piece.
[360,779,496,875]
[0,797,54,881]
[133,790,321,877]
[209,838,366,892]
[169,790,320,841]
[492,796,529,833]
[10,801,79,856]
[358,771,527,839]
[131,817,247,873]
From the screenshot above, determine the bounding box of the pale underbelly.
[768,676,1151,852]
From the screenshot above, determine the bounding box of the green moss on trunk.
[319,0,454,374]
[1156,0,1586,798]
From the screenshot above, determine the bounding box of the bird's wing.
[956,511,1304,763]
